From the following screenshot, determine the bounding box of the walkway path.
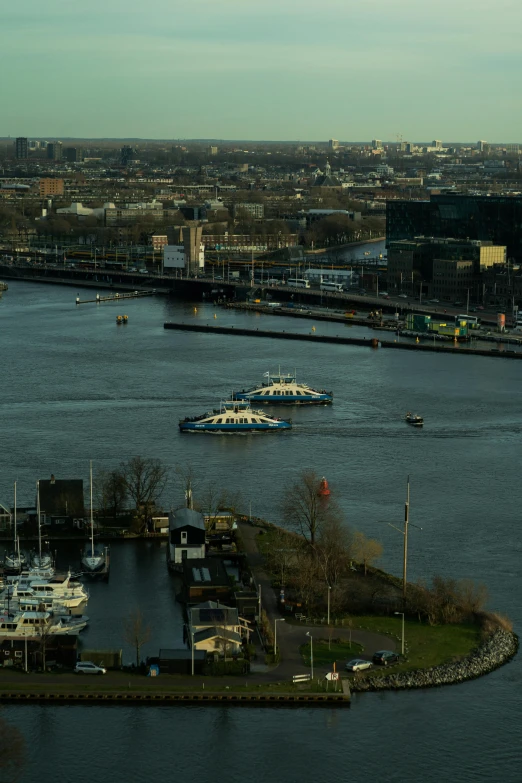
[238,521,395,680]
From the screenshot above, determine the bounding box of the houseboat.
[179,401,292,433]
[233,371,333,405]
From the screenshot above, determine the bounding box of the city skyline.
[2,0,521,141]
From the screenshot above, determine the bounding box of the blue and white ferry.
[233,371,333,405]
[179,400,292,433]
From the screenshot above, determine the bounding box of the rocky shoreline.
[351,628,519,692]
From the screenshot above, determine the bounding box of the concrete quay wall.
[352,629,519,693]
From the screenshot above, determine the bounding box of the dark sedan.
[372,650,399,666]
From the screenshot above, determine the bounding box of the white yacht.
[0,584,88,618]
[5,572,88,609]
[0,610,88,638]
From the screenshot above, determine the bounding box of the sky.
[1,0,521,141]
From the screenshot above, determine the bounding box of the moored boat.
[81,461,107,575]
[179,400,292,432]
[233,371,333,405]
[405,412,424,427]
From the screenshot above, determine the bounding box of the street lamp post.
[327,585,331,626]
[306,631,313,679]
[274,618,285,656]
[191,631,195,676]
[394,611,405,656]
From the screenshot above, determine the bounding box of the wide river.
[0,279,520,783]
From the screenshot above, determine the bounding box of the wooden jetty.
[76,290,156,305]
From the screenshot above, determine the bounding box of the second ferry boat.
[233,371,333,405]
[179,401,292,433]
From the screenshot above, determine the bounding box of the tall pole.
[258,583,262,621]
[401,612,405,655]
[90,460,94,557]
[327,585,331,626]
[191,632,195,676]
[37,480,42,561]
[403,477,409,600]
[310,634,314,679]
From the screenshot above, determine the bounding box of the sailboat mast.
[90,461,94,557]
[37,480,42,560]
[14,481,17,557]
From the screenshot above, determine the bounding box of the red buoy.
[318,477,331,497]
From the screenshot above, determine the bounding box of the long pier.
[164,321,522,359]
[0,688,348,706]
[76,290,156,304]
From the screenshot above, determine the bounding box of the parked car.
[74,661,107,675]
[398,293,408,299]
[345,659,373,672]
[429,298,440,303]
[379,291,389,297]
[372,650,399,666]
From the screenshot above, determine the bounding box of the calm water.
[0,279,520,783]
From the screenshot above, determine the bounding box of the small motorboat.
[405,412,424,427]
[233,371,333,405]
[179,400,292,432]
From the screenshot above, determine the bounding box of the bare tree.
[282,470,342,546]
[95,468,127,523]
[352,532,383,576]
[121,457,168,532]
[0,716,25,782]
[123,607,151,667]
[198,480,243,532]
[175,462,199,509]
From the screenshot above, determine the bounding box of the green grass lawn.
[351,615,481,675]
[300,639,363,667]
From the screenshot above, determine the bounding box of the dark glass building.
[387,195,522,261]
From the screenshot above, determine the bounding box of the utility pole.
[387,476,422,601]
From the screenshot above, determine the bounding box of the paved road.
[238,521,395,680]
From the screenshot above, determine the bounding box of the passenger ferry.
[179,401,292,433]
[233,371,333,405]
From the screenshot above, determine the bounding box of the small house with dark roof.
[181,557,233,605]
[189,600,252,642]
[36,475,84,529]
[167,507,206,570]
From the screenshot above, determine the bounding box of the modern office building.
[372,139,383,150]
[46,142,63,161]
[387,237,506,300]
[15,137,28,159]
[387,194,522,261]
[328,139,339,150]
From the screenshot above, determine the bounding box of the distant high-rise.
[432,140,443,149]
[372,139,383,150]
[328,139,339,150]
[120,145,135,165]
[64,147,83,163]
[15,137,28,159]
[477,140,489,152]
[47,142,63,161]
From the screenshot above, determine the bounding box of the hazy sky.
[2,0,521,141]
